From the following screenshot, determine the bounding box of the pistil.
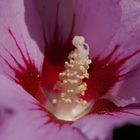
[47,36,92,121]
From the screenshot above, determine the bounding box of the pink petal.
[0,0,43,77]
[35,0,122,56]
[73,109,140,140]
[74,0,122,56]
[118,65,140,102]
[0,75,86,140]
[24,0,45,52]
[35,0,75,43]
[108,0,140,101]
[110,0,140,69]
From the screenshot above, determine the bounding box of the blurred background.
[113,123,140,140]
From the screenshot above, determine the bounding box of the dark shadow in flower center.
[24,0,76,57]
[43,12,75,65]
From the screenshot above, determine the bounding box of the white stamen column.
[48,36,92,121]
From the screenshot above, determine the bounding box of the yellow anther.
[62,98,72,104]
[72,52,78,58]
[81,91,85,96]
[67,89,74,93]
[74,71,77,74]
[68,79,78,84]
[79,66,85,71]
[65,61,69,65]
[78,83,87,92]
[63,80,68,84]
[76,75,84,79]
[88,60,92,64]
[52,99,57,104]
[83,73,89,79]
[76,99,87,106]
[70,60,75,63]
[80,99,87,106]
[59,72,66,76]
[66,69,70,73]
[66,99,72,104]
[66,73,70,77]
[61,93,65,97]
[65,62,74,68]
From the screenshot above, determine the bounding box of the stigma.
[46,36,92,121]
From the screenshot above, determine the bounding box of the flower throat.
[46,36,93,121]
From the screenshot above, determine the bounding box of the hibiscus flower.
[0,0,140,140]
